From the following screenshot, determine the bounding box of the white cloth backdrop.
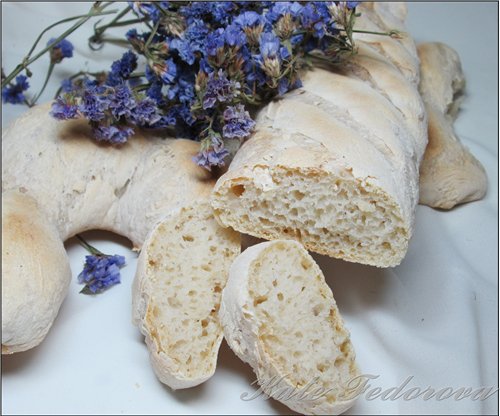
[2,2,498,415]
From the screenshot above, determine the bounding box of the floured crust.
[220,240,359,415]
[2,191,71,354]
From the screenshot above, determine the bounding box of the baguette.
[132,202,240,389]
[220,240,359,415]
[417,42,487,209]
[211,3,427,268]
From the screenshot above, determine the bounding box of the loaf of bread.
[211,3,427,267]
[220,240,359,415]
[132,203,240,389]
[417,42,487,209]
[1,103,238,357]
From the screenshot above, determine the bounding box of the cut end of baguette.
[132,202,240,389]
[212,166,409,268]
[220,240,360,415]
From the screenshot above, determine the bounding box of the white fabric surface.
[2,2,498,415]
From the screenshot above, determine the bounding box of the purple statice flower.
[171,19,209,64]
[108,84,136,118]
[259,32,281,59]
[224,24,247,48]
[93,125,135,144]
[50,96,78,120]
[185,19,210,51]
[205,28,225,56]
[234,11,264,28]
[47,38,74,63]
[266,2,303,23]
[300,3,325,38]
[128,97,162,126]
[222,104,255,139]
[60,78,74,93]
[202,69,240,109]
[126,28,139,41]
[128,1,163,22]
[347,1,359,9]
[157,58,177,84]
[146,81,165,105]
[170,38,195,65]
[149,113,177,128]
[78,254,126,294]
[2,74,29,104]
[180,2,234,25]
[211,1,235,25]
[107,51,138,86]
[168,102,196,126]
[193,134,229,170]
[80,89,106,121]
[167,75,195,103]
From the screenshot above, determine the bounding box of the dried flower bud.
[275,14,297,39]
[262,56,281,79]
[195,71,208,92]
[243,25,264,46]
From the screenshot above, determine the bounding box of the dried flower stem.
[1,4,117,88]
[76,234,104,256]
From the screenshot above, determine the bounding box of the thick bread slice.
[417,42,487,209]
[220,240,359,415]
[132,202,240,389]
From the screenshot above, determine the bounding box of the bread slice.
[132,202,240,389]
[220,240,359,415]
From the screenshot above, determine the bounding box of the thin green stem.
[145,18,161,49]
[351,28,403,38]
[93,5,130,35]
[2,5,118,88]
[25,12,115,61]
[76,235,104,256]
[30,62,55,105]
[93,37,131,47]
[101,17,148,28]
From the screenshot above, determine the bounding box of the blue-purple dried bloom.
[234,11,264,28]
[224,24,246,48]
[259,32,281,59]
[158,58,177,84]
[107,51,138,86]
[2,75,29,104]
[93,125,135,144]
[267,2,303,23]
[78,254,126,294]
[47,38,74,63]
[205,28,225,56]
[222,104,255,139]
[60,78,74,93]
[128,1,163,22]
[80,89,107,121]
[167,75,195,103]
[50,96,78,120]
[202,70,240,109]
[193,134,229,169]
[108,84,136,118]
[129,97,162,125]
